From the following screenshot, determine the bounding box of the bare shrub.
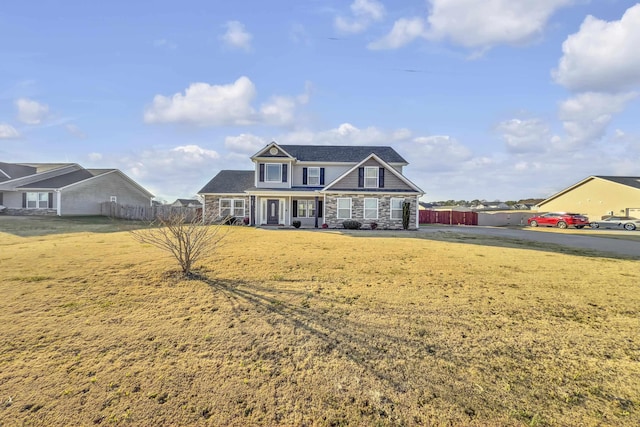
[130,212,230,276]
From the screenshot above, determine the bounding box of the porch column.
[314,196,319,228]
[250,196,256,226]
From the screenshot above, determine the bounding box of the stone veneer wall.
[4,208,57,216]
[324,193,417,230]
[203,195,250,223]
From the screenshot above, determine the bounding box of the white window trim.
[391,198,403,220]
[364,166,378,188]
[26,192,49,209]
[307,167,320,186]
[364,198,378,220]
[220,198,245,218]
[110,196,117,203]
[296,200,316,218]
[265,163,282,183]
[337,198,352,220]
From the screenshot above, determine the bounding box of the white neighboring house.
[0,162,153,216]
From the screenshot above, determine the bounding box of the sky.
[1,0,640,203]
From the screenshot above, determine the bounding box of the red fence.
[419,209,478,226]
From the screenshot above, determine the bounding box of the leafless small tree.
[130,211,231,276]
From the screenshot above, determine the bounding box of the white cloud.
[220,21,252,51]
[225,134,267,154]
[16,98,49,124]
[335,0,386,34]
[0,123,20,139]
[153,39,177,50]
[408,135,473,171]
[88,152,103,161]
[553,4,640,92]
[496,118,553,153]
[144,76,309,127]
[368,18,426,50]
[425,0,573,51]
[557,91,638,149]
[65,124,87,139]
[171,145,220,162]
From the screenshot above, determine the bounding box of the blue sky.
[2,0,640,202]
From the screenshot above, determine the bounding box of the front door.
[267,199,279,225]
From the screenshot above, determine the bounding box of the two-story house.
[198,143,424,230]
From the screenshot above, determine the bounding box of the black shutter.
[320,168,325,185]
[358,167,364,187]
[292,200,297,217]
[282,164,288,182]
[259,164,265,182]
[318,201,323,218]
[22,192,27,208]
[48,192,53,208]
[379,168,385,188]
[302,168,308,185]
[0,192,3,206]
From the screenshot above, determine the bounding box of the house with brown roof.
[0,162,153,216]
[198,142,424,229]
[535,176,640,220]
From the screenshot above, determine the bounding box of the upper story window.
[266,164,281,182]
[307,167,320,185]
[364,167,378,188]
[259,163,288,183]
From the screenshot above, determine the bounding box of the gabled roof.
[0,162,37,182]
[250,143,408,164]
[173,198,202,206]
[18,169,94,189]
[198,170,255,194]
[322,153,423,194]
[538,175,640,206]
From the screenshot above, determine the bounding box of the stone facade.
[204,195,250,223]
[4,208,57,216]
[324,193,417,230]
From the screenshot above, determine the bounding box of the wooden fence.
[100,202,202,222]
[419,209,478,226]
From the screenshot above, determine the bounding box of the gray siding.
[291,165,350,187]
[61,172,150,215]
[330,159,414,191]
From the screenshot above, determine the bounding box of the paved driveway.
[420,225,640,258]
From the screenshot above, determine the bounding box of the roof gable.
[538,175,640,206]
[251,142,294,159]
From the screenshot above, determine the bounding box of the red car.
[527,212,589,229]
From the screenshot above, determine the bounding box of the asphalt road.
[420,225,640,258]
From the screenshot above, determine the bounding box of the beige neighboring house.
[198,142,424,229]
[0,162,153,216]
[536,176,640,220]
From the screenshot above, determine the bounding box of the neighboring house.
[473,201,510,210]
[198,143,424,229]
[536,176,640,220]
[419,201,435,210]
[171,198,202,208]
[0,162,153,216]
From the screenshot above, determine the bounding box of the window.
[26,192,49,209]
[220,199,245,217]
[307,167,320,185]
[391,198,403,220]
[110,196,117,203]
[364,167,378,188]
[296,200,316,218]
[265,164,282,182]
[364,198,378,220]
[337,198,351,219]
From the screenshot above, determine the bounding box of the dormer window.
[364,167,378,188]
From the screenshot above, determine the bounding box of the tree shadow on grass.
[191,272,444,396]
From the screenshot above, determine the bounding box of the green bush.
[342,219,362,230]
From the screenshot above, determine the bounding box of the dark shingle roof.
[277,145,407,163]
[0,162,37,182]
[596,176,640,190]
[20,169,94,189]
[198,170,255,194]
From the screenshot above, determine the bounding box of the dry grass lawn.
[1,218,639,426]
